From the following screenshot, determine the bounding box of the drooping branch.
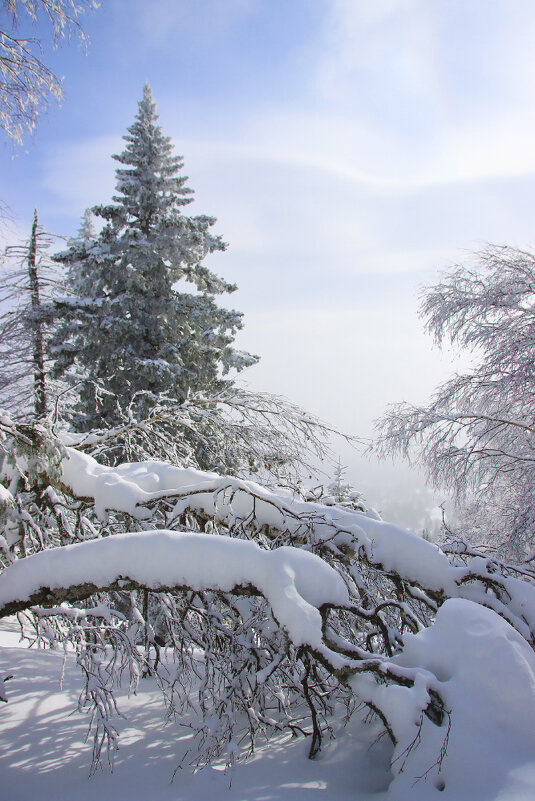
[51,444,535,645]
[0,529,447,745]
[2,415,535,790]
[2,414,534,647]
[0,531,348,660]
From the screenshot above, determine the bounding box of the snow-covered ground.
[0,618,392,801]
[3,608,535,801]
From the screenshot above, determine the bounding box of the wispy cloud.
[40,135,122,216]
[286,0,535,191]
[317,0,442,115]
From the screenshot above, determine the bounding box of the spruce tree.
[51,85,257,435]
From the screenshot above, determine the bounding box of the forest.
[2,3,535,801]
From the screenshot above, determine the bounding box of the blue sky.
[3,0,535,507]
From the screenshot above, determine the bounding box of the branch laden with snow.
[1,415,535,792]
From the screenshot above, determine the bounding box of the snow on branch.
[3,416,535,791]
[56,445,535,643]
[0,531,348,658]
[0,529,451,750]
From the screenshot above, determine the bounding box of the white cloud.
[421,114,535,186]
[235,302,470,438]
[318,0,441,108]
[40,116,535,316]
[306,0,535,191]
[22,0,535,503]
[40,0,535,260]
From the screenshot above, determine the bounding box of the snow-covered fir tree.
[327,459,364,508]
[50,84,258,438]
[306,459,367,513]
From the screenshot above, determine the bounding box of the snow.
[60,448,458,592]
[380,599,535,800]
[0,622,392,801]
[4,443,535,797]
[2,602,535,800]
[59,446,535,638]
[0,531,349,657]
[0,483,14,507]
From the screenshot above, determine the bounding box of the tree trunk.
[28,209,47,418]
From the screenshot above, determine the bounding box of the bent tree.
[1,414,534,793]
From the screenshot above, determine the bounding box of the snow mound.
[386,599,535,800]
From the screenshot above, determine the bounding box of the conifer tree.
[51,85,258,435]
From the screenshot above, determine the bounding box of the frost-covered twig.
[2,415,535,785]
[374,245,535,559]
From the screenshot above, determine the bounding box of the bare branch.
[0,0,98,143]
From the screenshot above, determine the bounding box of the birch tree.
[374,245,535,558]
[0,0,98,144]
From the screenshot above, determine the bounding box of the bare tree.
[61,386,356,486]
[0,0,98,144]
[374,245,535,558]
[0,209,62,418]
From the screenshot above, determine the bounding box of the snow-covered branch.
[0,531,349,655]
[59,387,352,484]
[53,444,535,644]
[2,414,535,791]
